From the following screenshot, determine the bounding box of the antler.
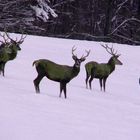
[72,46,90,60]
[100,43,120,56]
[18,33,27,44]
[4,31,14,42]
[72,46,77,57]
[0,32,9,44]
[81,49,90,59]
[5,31,26,44]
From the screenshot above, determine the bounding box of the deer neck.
[71,65,80,78]
[107,58,115,73]
[8,46,18,60]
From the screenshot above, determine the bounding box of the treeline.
[0,0,140,45]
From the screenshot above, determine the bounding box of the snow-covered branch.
[116,0,129,14]
[30,0,58,22]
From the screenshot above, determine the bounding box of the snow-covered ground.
[0,34,140,140]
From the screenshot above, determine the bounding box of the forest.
[0,0,140,45]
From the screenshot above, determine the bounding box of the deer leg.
[89,67,97,90]
[2,69,4,76]
[99,79,103,91]
[85,71,90,89]
[2,64,5,77]
[0,63,2,75]
[103,78,107,92]
[0,67,1,75]
[59,83,63,98]
[59,83,67,98]
[33,74,44,93]
[89,75,94,90]
[0,63,5,76]
[63,83,67,99]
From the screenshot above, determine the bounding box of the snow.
[0,33,140,140]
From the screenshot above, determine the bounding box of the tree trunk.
[137,0,140,16]
[104,0,113,36]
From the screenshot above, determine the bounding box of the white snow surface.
[0,34,140,140]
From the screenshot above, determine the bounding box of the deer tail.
[32,60,39,67]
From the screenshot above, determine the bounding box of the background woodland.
[0,0,140,45]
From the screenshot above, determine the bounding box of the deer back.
[34,59,82,83]
[85,61,98,75]
[33,47,90,83]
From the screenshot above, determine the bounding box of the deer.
[0,31,26,76]
[85,44,123,92]
[33,47,90,98]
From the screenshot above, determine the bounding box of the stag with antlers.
[33,47,90,98]
[0,31,26,76]
[85,44,122,92]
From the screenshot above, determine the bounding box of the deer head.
[100,44,123,65]
[72,46,90,68]
[4,32,26,51]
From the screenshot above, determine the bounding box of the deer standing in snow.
[85,44,122,91]
[33,47,90,98]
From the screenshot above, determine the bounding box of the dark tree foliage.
[0,0,140,45]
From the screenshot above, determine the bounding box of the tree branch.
[52,0,73,8]
[114,33,140,45]
[109,17,140,35]
[115,0,129,15]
